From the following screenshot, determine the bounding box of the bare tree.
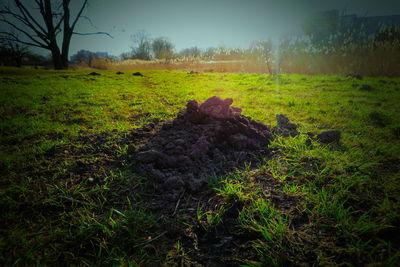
[152,37,174,62]
[255,40,274,75]
[130,30,151,60]
[179,46,201,58]
[0,0,111,69]
[0,39,28,67]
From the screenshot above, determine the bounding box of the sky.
[10,0,400,56]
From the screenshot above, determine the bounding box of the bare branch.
[73,31,113,38]
[6,41,28,55]
[0,18,48,47]
[14,0,47,34]
[34,0,42,6]
[34,0,45,16]
[50,0,66,37]
[80,15,96,28]
[54,12,65,32]
[70,0,88,30]
[0,32,48,49]
[1,4,48,43]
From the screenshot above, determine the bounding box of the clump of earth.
[134,96,299,198]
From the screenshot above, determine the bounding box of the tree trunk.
[59,49,69,69]
[51,49,63,70]
[15,57,22,67]
[61,1,71,70]
[50,43,69,69]
[61,34,71,70]
[61,56,69,69]
[17,57,22,68]
[43,0,68,70]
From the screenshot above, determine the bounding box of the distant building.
[303,10,400,44]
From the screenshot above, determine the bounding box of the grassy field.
[1,67,399,266]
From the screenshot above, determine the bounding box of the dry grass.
[279,44,400,76]
[88,41,400,76]
[102,59,267,73]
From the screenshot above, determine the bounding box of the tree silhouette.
[0,39,28,67]
[130,30,151,60]
[152,37,174,62]
[0,0,111,69]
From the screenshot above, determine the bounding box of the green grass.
[1,67,399,266]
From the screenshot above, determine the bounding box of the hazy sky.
[52,0,400,55]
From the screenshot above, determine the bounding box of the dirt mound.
[134,96,294,197]
[132,72,144,76]
[88,72,101,76]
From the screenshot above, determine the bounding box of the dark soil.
[88,72,101,76]
[133,100,278,201]
[316,130,341,144]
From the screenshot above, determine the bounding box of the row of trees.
[70,49,112,67]
[0,41,49,67]
[69,24,399,75]
[118,30,272,63]
[0,40,28,67]
[119,30,174,62]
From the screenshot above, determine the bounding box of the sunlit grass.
[0,67,399,265]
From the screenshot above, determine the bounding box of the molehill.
[134,96,299,195]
